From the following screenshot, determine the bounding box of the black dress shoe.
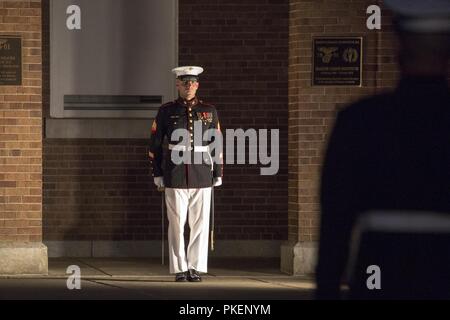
[188,269,202,282]
[175,272,188,282]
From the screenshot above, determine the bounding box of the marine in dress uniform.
[148,66,223,282]
[316,0,450,299]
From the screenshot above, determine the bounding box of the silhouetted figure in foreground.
[316,0,450,299]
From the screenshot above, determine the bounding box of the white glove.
[213,177,222,187]
[154,177,165,188]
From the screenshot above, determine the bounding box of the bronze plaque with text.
[0,36,22,86]
[313,37,362,86]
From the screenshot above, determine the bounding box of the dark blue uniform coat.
[149,97,223,189]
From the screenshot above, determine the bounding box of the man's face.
[176,78,199,100]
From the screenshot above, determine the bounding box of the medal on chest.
[197,112,213,124]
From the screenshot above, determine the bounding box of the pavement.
[0,258,316,300]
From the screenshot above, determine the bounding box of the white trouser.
[165,187,211,274]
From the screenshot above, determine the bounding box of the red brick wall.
[289,0,400,242]
[43,0,289,242]
[43,139,160,240]
[0,0,42,241]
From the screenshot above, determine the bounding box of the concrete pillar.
[281,241,317,275]
[0,243,48,275]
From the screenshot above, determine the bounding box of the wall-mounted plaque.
[0,36,22,86]
[313,37,362,86]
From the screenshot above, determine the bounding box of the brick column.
[0,0,47,274]
[282,0,399,274]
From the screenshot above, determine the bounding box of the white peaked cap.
[171,66,204,78]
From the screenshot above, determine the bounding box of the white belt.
[168,144,214,172]
[169,144,209,152]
